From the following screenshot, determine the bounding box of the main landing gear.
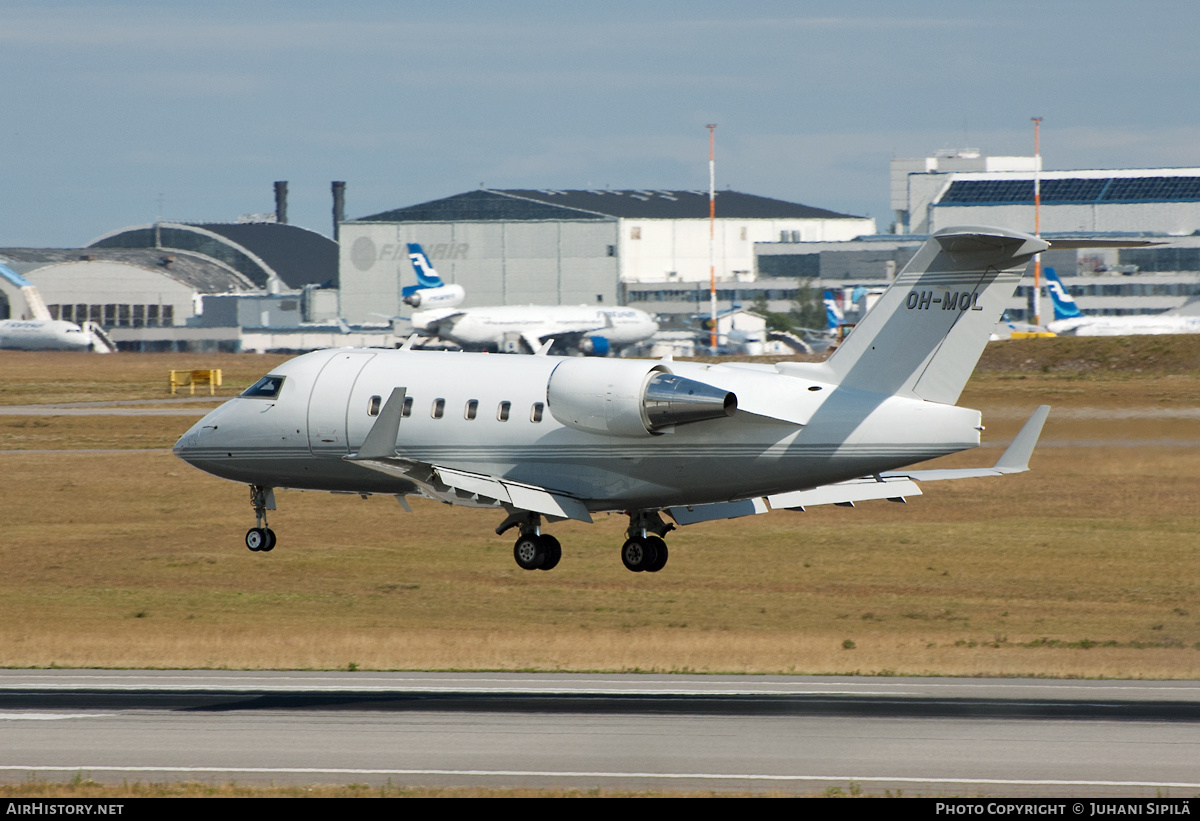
[621,509,672,573]
[246,484,276,553]
[497,509,674,573]
[498,511,561,571]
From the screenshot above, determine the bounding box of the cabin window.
[497,401,511,422]
[530,402,544,423]
[432,398,445,419]
[367,395,382,416]
[402,396,413,417]
[241,376,285,399]
[465,399,479,420]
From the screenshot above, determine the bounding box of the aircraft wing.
[344,387,592,522]
[666,405,1049,523]
[530,327,602,351]
[883,404,1050,480]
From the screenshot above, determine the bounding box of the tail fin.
[406,244,444,289]
[823,290,843,332]
[823,226,1048,405]
[1043,267,1081,321]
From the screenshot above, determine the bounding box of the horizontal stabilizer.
[1047,238,1166,249]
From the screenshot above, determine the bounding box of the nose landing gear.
[246,485,276,553]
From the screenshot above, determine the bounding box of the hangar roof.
[358,189,863,222]
[86,222,337,290]
[0,247,257,293]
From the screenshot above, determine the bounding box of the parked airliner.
[0,319,94,351]
[0,261,110,351]
[1046,267,1200,336]
[175,226,1051,573]
[403,243,658,355]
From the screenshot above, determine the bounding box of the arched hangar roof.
[0,247,254,293]
[86,222,337,290]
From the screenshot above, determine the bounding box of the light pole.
[1031,116,1043,327]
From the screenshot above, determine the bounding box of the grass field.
[0,340,1196,677]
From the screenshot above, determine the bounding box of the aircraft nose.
[173,403,233,464]
[173,418,207,463]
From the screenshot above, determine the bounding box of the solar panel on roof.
[1103,177,1200,201]
[940,175,1200,205]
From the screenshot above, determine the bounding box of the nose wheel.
[246,485,277,553]
[246,527,277,552]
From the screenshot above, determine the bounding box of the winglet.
[349,387,407,460]
[535,339,555,356]
[992,405,1051,474]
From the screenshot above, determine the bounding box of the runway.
[1,671,1198,796]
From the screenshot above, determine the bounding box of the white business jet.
[403,243,658,355]
[175,225,1052,573]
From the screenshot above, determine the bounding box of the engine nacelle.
[403,284,465,309]
[547,359,736,437]
[579,335,610,357]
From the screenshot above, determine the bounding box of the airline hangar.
[337,189,875,324]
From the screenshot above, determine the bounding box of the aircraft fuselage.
[175,347,981,512]
[0,319,92,351]
[412,305,658,351]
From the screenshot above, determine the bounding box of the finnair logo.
[1047,279,1075,304]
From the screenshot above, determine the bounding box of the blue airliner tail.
[823,290,843,332]
[402,244,445,298]
[1043,267,1082,321]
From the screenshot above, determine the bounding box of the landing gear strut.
[498,511,561,571]
[622,510,672,572]
[246,484,276,553]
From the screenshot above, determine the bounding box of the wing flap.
[767,477,921,510]
[667,498,768,525]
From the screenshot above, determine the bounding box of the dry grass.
[0,342,1196,676]
[0,351,290,405]
[0,778,762,798]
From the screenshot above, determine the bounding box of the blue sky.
[3,1,1199,246]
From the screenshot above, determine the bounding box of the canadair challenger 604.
[176,226,1052,573]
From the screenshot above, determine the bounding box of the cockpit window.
[241,375,285,398]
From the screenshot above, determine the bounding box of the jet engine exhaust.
[547,358,737,437]
[642,373,736,431]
